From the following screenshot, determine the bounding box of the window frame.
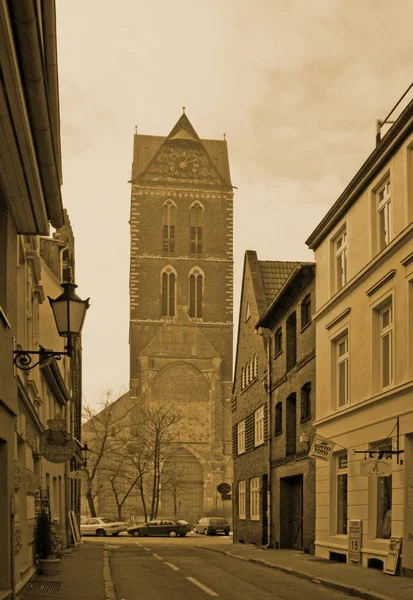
[335,332,349,408]
[377,179,392,250]
[238,480,246,519]
[275,402,282,435]
[300,382,312,422]
[162,199,177,255]
[333,227,348,293]
[161,266,177,317]
[190,201,204,256]
[237,420,245,454]
[250,477,261,521]
[379,303,393,390]
[188,267,204,319]
[335,452,348,535]
[301,293,312,330]
[254,406,265,446]
[274,328,282,356]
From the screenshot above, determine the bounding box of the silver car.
[80,517,127,537]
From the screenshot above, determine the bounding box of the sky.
[55,0,413,407]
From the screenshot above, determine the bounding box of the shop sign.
[384,538,402,575]
[360,457,392,477]
[39,414,77,464]
[309,435,335,461]
[348,519,362,564]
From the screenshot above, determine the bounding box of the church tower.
[128,112,233,521]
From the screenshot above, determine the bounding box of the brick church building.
[127,112,234,523]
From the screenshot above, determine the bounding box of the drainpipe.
[256,327,272,548]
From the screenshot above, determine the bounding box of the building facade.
[0,3,83,595]
[232,251,315,547]
[256,262,316,552]
[128,113,234,523]
[306,96,413,574]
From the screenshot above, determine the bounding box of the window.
[335,333,349,407]
[254,406,265,446]
[190,202,204,255]
[250,477,260,520]
[238,481,246,519]
[286,312,297,371]
[275,402,282,435]
[286,393,296,456]
[300,383,311,422]
[162,200,176,254]
[380,303,393,389]
[334,228,347,292]
[253,354,258,379]
[301,294,311,328]
[237,421,245,454]
[336,452,348,534]
[377,180,392,250]
[189,268,204,319]
[375,439,392,540]
[274,328,282,355]
[161,267,176,317]
[241,367,245,390]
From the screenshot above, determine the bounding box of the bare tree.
[82,388,133,517]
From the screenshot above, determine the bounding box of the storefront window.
[377,475,392,539]
[336,452,348,534]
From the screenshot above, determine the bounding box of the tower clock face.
[169,152,200,178]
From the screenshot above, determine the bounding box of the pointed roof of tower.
[167,111,200,142]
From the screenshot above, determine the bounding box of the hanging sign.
[360,457,392,477]
[309,435,335,461]
[384,538,402,575]
[39,414,76,464]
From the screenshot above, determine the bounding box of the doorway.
[280,475,303,550]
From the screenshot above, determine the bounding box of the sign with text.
[217,482,231,494]
[384,538,402,575]
[309,435,335,461]
[360,457,392,477]
[348,519,362,563]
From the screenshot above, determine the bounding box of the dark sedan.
[127,518,191,538]
[193,517,230,536]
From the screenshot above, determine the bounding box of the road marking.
[186,577,218,596]
[143,547,151,551]
[152,553,163,560]
[164,561,180,571]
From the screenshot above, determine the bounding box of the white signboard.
[360,458,392,477]
[309,435,335,461]
[348,520,362,563]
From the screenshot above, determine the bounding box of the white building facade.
[307,97,413,575]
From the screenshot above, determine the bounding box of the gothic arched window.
[161,266,176,317]
[190,202,204,256]
[162,200,176,255]
[189,267,204,319]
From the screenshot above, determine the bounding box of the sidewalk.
[18,543,107,600]
[200,543,413,600]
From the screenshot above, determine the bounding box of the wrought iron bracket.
[13,346,68,371]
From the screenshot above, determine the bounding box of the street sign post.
[217,482,231,494]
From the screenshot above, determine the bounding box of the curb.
[198,546,396,600]
[103,545,116,600]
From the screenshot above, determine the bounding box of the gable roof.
[232,251,302,393]
[131,113,232,186]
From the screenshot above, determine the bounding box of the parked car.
[127,518,191,538]
[80,517,127,537]
[193,517,230,536]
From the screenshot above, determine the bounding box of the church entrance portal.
[160,447,203,523]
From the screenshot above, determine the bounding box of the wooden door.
[291,477,303,550]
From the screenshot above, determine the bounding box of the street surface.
[95,535,357,600]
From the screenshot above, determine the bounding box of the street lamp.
[13,282,90,370]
